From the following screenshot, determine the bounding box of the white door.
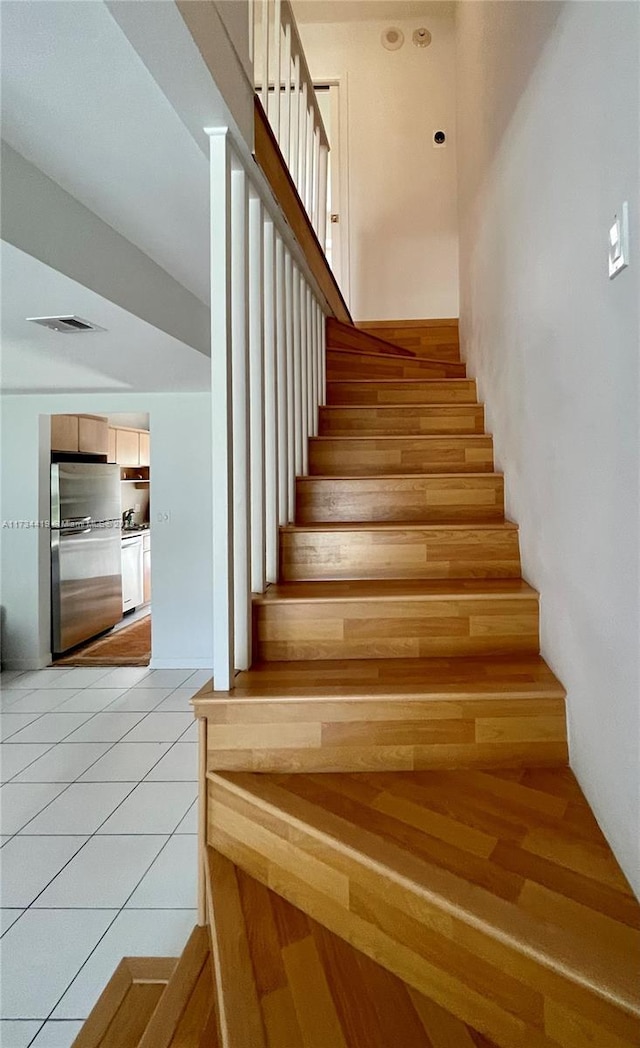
[314,83,349,302]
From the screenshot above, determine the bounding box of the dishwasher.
[121,534,144,612]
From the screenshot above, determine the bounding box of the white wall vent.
[26,315,106,333]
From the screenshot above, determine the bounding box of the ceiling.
[293,1,454,24]
[1,243,210,394]
[0,1,211,307]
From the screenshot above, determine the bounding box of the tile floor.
[0,665,209,1048]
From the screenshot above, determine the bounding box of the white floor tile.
[0,1020,42,1047]
[1,909,25,936]
[144,743,197,782]
[0,670,28,686]
[179,720,198,742]
[182,670,213,690]
[91,667,150,689]
[0,744,52,783]
[63,712,145,743]
[0,714,43,741]
[97,782,196,834]
[35,835,168,908]
[13,743,112,783]
[101,688,173,713]
[30,1021,85,1047]
[0,783,68,834]
[2,690,84,715]
[0,690,34,711]
[133,669,194,689]
[126,835,197,909]
[1,835,87,907]
[78,742,171,782]
[174,801,197,834]
[153,689,198,712]
[22,782,134,835]
[52,689,128,713]
[52,909,194,1019]
[9,670,74,690]
[120,713,193,743]
[47,668,112,688]
[9,713,94,745]
[1,908,116,1019]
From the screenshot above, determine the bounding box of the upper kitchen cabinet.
[139,431,150,467]
[107,428,117,464]
[115,427,140,466]
[51,414,108,455]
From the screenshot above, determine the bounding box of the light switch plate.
[609,201,629,279]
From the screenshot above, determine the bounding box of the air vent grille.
[26,315,106,333]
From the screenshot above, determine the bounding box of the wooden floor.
[207,767,640,1048]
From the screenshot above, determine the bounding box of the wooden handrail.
[253,96,352,324]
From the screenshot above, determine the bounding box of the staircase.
[74,317,640,1048]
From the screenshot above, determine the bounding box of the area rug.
[53,616,151,667]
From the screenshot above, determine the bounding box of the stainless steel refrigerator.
[51,462,122,654]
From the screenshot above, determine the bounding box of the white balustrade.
[252,0,330,250]
[209,128,328,690]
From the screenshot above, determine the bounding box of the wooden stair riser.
[72,958,178,1048]
[309,436,494,476]
[279,525,521,582]
[326,379,477,405]
[296,475,506,525]
[358,320,460,360]
[327,316,417,358]
[254,592,540,661]
[206,774,640,1048]
[202,696,567,773]
[327,349,465,380]
[319,405,485,436]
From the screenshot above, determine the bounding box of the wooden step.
[296,473,506,524]
[195,655,567,772]
[319,404,485,436]
[72,957,178,1048]
[279,522,521,581]
[358,318,461,361]
[326,378,477,405]
[309,435,494,476]
[206,846,503,1047]
[327,347,465,380]
[138,926,218,1048]
[206,768,640,1048]
[327,316,417,357]
[253,579,540,661]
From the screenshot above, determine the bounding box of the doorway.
[314,82,350,303]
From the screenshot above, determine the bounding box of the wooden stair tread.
[195,654,564,703]
[71,957,178,1048]
[234,860,501,1048]
[299,470,504,479]
[207,768,640,1046]
[255,578,537,603]
[281,521,518,532]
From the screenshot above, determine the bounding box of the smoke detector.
[26,315,106,334]
[381,27,404,51]
[413,27,432,48]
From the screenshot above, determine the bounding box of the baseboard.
[149,657,213,670]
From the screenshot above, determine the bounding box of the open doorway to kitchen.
[49,411,152,668]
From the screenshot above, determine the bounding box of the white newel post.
[209,131,234,692]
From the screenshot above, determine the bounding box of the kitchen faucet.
[122,508,135,529]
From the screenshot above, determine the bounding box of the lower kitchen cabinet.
[143,532,151,604]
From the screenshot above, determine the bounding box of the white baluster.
[312,127,321,234]
[318,143,329,251]
[261,0,270,106]
[248,193,266,595]
[280,23,292,166]
[209,131,234,692]
[275,235,289,526]
[263,220,279,584]
[230,163,252,671]
[290,53,300,187]
[298,81,308,204]
[299,272,309,473]
[284,250,296,520]
[292,264,303,476]
[269,0,282,141]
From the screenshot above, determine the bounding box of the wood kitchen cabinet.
[107,428,117,463]
[115,428,140,466]
[51,414,108,454]
[139,432,150,467]
[143,533,151,604]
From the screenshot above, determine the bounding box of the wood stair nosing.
[295,473,506,525]
[205,770,640,1048]
[137,925,216,1048]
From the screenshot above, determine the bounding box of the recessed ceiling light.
[26,315,106,333]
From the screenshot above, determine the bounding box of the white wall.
[456,2,640,892]
[0,393,213,670]
[298,13,459,321]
